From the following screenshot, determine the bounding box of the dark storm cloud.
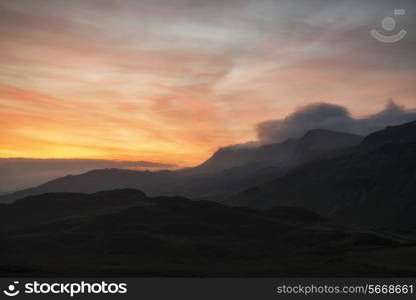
[257,101,416,143]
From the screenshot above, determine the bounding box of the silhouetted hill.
[0,158,176,194]
[1,189,415,276]
[194,130,362,174]
[0,169,180,204]
[292,129,363,163]
[228,121,416,229]
[0,129,362,203]
[362,120,416,147]
[190,139,297,174]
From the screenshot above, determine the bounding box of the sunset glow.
[1,0,415,166]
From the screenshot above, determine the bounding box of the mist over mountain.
[228,121,416,229]
[0,129,363,203]
[1,0,416,279]
[1,121,416,277]
[256,100,416,144]
[0,158,175,194]
[2,101,414,197]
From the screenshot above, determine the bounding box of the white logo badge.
[371,9,407,43]
[3,281,20,297]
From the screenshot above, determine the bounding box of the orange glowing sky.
[1,0,415,166]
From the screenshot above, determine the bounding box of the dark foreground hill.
[0,129,362,203]
[228,121,416,229]
[1,189,416,276]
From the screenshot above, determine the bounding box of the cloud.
[256,100,416,143]
[221,141,261,150]
[1,0,416,168]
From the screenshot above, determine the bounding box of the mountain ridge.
[0,129,363,203]
[227,121,416,229]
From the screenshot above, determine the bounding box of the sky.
[1,0,415,166]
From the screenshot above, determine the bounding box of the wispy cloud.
[0,0,415,165]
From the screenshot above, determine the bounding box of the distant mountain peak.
[362,120,416,147]
[292,128,363,163]
[228,120,416,229]
[302,128,362,138]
